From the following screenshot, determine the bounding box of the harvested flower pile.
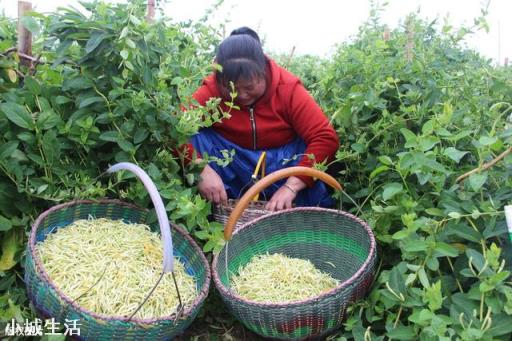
[37,218,197,319]
[231,253,339,303]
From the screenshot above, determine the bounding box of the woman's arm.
[285,82,340,186]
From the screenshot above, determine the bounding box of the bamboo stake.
[284,46,296,69]
[17,1,32,68]
[146,0,155,23]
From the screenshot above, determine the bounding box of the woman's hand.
[265,176,307,211]
[198,164,228,205]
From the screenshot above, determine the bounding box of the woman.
[182,27,339,211]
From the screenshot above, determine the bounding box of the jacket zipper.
[249,106,257,150]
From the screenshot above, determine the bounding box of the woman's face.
[221,76,266,107]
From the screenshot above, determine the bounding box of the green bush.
[1,1,511,339]
[317,8,512,341]
[0,0,224,322]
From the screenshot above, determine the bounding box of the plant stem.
[393,304,403,328]
[447,257,464,293]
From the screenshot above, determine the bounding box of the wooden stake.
[284,46,296,69]
[18,1,33,68]
[146,0,155,23]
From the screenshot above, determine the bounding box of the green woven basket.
[212,167,377,340]
[25,199,211,340]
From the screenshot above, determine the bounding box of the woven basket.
[213,199,269,231]
[25,191,211,339]
[212,167,377,340]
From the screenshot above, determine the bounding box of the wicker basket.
[212,151,273,230]
[25,200,211,340]
[213,199,269,231]
[25,163,211,340]
[212,167,377,340]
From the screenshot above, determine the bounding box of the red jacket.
[185,58,339,187]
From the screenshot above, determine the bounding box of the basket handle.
[107,162,174,273]
[224,166,343,240]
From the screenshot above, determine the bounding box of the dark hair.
[215,34,267,88]
[230,26,260,43]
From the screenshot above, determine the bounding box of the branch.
[17,52,45,63]
[456,146,512,183]
[1,47,18,56]
[29,54,42,76]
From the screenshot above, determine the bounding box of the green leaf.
[451,293,478,322]
[412,152,448,173]
[403,239,427,252]
[448,212,462,219]
[129,15,141,25]
[17,132,35,144]
[418,267,430,288]
[433,242,459,258]
[392,229,410,240]
[85,31,108,53]
[0,215,13,232]
[382,182,403,201]
[99,131,120,142]
[424,281,442,311]
[133,128,149,144]
[425,208,444,216]
[422,120,435,135]
[386,325,416,340]
[21,15,39,34]
[0,229,19,271]
[369,165,389,180]
[55,96,72,104]
[120,49,129,60]
[351,143,366,153]
[23,76,41,94]
[408,309,433,326]
[63,77,94,91]
[378,155,393,165]
[125,38,136,49]
[466,249,488,274]
[78,96,104,109]
[0,102,34,130]
[468,172,487,191]
[400,128,417,143]
[117,139,135,153]
[41,130,60,165]
[443,147,468,163]
[0,141,19,160]
[481,271,510,293]
[38,110,62,130]
[488,314,512,336]
[479,136,498,146]
[447,223,481,243]
[120,26,129,39]
[389,266,407,295]
[426,257,439,271]
[418,136,439,152]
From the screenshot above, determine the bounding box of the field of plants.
[1,0,512,339]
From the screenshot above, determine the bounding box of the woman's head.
[230,26,261,43]
[215,34,267,107]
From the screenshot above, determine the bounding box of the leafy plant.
[0,0,223,323]
[316,3,512,340]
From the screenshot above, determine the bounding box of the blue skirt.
[190,129,333,207]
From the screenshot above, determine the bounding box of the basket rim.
[213,199,269,212]
[212,207,377,308]
[28,199,211,324]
